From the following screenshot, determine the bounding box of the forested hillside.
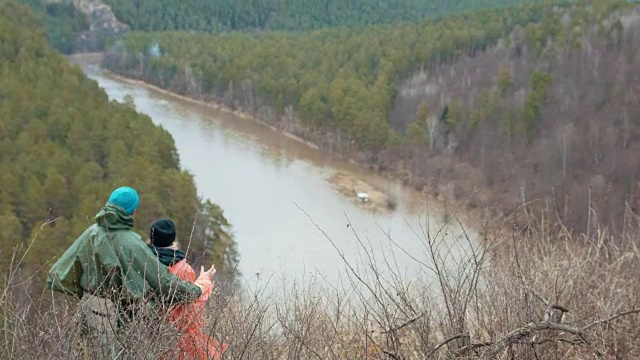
[391,4,640,231]
[104,5,552,151]
[0,3,237,280]
[103,1,639,232]
[104,0,542,32]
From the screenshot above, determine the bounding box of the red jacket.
[164,259,227,360]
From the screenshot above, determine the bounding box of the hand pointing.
[201,264,217,281]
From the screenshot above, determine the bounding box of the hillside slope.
[390,7,640,230]
[0,3,237,278]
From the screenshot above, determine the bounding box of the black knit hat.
[149,218,176,248]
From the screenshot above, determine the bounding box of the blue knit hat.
[108,187,140,215]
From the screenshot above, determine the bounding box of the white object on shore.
[357,192,370,202]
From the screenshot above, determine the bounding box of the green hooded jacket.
[46,203,202,306]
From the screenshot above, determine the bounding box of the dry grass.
[1,204,639,359]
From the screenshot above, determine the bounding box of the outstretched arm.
[116,240,203,305]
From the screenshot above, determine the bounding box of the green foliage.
[440,106,450,124]
[192,200,238,284]
[104,3,552,151]
[43,3,88,54]
[447,100,466,131]
[405,120,428,146]
[103,0,545,33]
[416,103,430,122]
[0,3,236,275]
[521,70,553,140]
[522,91,543,139]
[458,1,633,143]
[469,88,501,130]
[500,108,520,138]
[496,66,514,96]
[0,213,22,267]
[524,21,545,55]
[102,1,630,156]
[458,68,552,142]
[123,94,136,109]
[530,70,553,99]
[17,1,88,54]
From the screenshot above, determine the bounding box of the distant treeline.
[103,0,544,32]
[103,4,554,151]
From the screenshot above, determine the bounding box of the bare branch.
[472,308,640,359]
[426,332,468,358]
[525,286,551,307]
[455,341,495,356]
[382,312,427,334]
[582,309,640,332]
[478,321,585,359]
[383,350,401,359]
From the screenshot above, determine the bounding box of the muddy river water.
[74,56,474,287]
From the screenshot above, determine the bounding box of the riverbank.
[102,68,406,213]
[69,53,484,229]
[71,54,321,152]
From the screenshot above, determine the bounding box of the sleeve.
[46,227,92,298]
[46,258,84,298]
[171,261,212,308]
[112,235,203,305]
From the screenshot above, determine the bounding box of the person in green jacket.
[46,186,204,356]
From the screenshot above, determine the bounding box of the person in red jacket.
[148,218,228,360]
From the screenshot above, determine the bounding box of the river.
[74,55,474,288]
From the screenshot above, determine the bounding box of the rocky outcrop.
[47,0,128,52]
[75,0,128,51]
[73,0,127,33]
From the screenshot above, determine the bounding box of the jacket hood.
[95,203,134,230]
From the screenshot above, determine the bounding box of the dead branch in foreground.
[442,308,640,359]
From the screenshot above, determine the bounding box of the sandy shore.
[329,172,394,213]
